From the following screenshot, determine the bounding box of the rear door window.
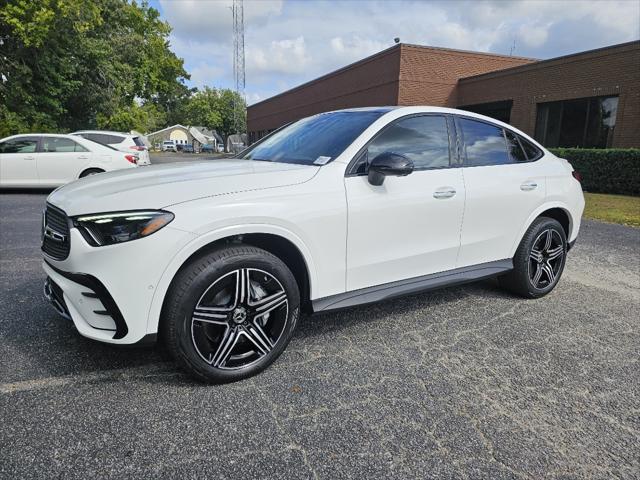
[519,136,543,161]
[505,131,528,162]
[458,118,510,167]
[42,137,88,153]
[105,134,125,144]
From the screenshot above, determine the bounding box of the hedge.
[549,148,640,196]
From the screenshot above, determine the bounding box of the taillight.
[130,145,146,151]
[572,170,582,183]
[124,154,138,164]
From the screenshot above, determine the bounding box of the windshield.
[241,110,385,166]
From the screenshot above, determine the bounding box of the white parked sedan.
[0,134,139,188]
[71,130,151,165]
[41,106,585,383]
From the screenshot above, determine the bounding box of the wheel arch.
[510,203,574,257]
[147,225,317,335]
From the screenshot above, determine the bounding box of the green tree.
[183,87,223,130]
[0,0,189,135]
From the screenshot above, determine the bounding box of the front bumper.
[44,262,129,339]
[42,223,195,344]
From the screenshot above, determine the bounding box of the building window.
[458,100,513,124]
[534,95,618,148]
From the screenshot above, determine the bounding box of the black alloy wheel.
[162,245,300,383]
[499,217,567,298]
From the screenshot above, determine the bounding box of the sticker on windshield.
[314,156,331,165]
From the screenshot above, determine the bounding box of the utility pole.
[232,0,245,137]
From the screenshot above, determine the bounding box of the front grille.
[42,204,70,260]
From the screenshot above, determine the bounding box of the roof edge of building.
[459,40,640,83]
[400,43,537,62]
[248,43,544,111]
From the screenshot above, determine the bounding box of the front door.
[0,136,40,187]
[345,115,465,291]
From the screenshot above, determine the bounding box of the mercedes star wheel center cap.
[232,307,247,324]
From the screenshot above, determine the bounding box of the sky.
[149,0,640,105]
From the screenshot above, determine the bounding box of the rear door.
[456,117,546,268]
[0,136,40,187]
[37,136,92,186]
[345,114,465,291]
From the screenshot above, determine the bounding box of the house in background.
[226,133,248,154]
[146,124,224,152]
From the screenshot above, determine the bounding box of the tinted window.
[534,95,618,148]
[519,136,543,161]
[105,134,125,144]
[42,137,87,153]
[242,111,384,166]
[0,138,38,153]
[505,131,527,162]
[133,136,145,147]
[459,118,509,166]
[365,115,450,170]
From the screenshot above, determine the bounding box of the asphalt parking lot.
[1,190,638,479]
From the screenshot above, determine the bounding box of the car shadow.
[1,274,514,386]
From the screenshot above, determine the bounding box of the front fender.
[145,223,319,335]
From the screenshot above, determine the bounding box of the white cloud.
[190,63,225,89]
[160,0,283,42]
[330,35,387,63]
[246,36,311,76]
[158,0,640,101]
[518,23,549,48]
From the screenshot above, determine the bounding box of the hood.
[48,159,319,216]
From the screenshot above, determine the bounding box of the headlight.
[73,210,174,246]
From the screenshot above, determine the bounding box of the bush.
[550,148,640,196]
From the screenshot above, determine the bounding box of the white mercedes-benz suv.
[42,107,584,383]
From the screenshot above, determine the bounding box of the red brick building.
[247,41,640,149]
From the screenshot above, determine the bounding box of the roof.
[459,40,639,83]
[188,126,207,144]
[72,129,129,136]
[193,126,224,143]
[145,124,189,136]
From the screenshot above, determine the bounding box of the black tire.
[79,168,104,178]
[499,217,567,298]
[162,244,300,383]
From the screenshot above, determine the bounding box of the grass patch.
[583,193,640,227]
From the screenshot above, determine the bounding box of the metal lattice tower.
[232,0,245,135]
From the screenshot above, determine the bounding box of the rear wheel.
[79,168,104,178]
[162,245,300,383]
[499,217,567,298]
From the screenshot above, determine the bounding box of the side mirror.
[367,152,414,186]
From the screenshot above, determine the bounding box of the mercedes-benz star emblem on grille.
[43,225,67,243]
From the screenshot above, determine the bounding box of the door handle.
[24,156,35,161]
[520,181,538,191]
[433,187,456,199]
[77,155,89,160]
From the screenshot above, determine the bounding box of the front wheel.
[162,245,300,383]
[499,217,567,298]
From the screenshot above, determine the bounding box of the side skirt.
[312,259,513,312]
